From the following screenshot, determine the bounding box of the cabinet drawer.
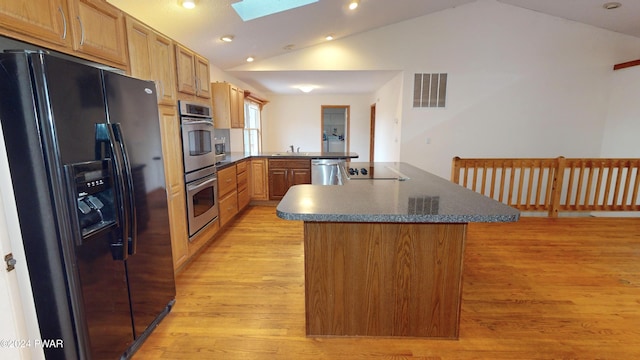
[268,159,310,170]
[238,187,250,210]
[236,159,248,173]
[218,166,237,197]
[219,190,238,227]
[237,169,248,191]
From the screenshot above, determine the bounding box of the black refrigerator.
[0,52,176,359]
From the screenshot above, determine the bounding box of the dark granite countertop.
[215,152,359,169]
[276,162,520,223]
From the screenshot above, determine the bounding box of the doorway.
[370,104,376,162]
[321,105,349,153]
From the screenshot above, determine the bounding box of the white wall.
[234,0,640,178]
[601,66,640,157]
[371,73,403,162]
[263,94,372,160]
[396,0,640,178]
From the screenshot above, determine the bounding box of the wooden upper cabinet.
[67,0,128,68]
[175,43,196,96]
[0,0,72,48]
[195,54,210,99]
[126,16,153,80]
[152,33,176,105]
[175,43,210,100]
[125,16,176,105]
[211,82,244,129]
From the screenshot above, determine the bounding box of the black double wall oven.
[179,101,219,239]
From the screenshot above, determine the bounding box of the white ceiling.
[108,0,640,94]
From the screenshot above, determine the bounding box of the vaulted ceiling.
[108,0,640,94]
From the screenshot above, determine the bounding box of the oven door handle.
[187,176,217,192]
[182,119,213,126]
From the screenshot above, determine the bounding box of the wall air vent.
[413,73,447,108]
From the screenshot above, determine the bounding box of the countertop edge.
[276,209,519,223]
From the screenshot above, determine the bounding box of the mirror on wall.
[321,105,349,153]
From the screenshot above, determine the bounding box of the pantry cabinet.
[211,82,245,129]
[157,105,188,270]
[175,43,210,101]
[125,16,176,105]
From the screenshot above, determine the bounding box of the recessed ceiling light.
[180,0,196,9]
[348,0,359,10]
[298,85,315,93]
[325,35,334,41]
[246,56,255,62]
[603,2,622,10]
[221,35,234,42]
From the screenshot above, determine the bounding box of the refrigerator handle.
[111,123,138,256]
[95,123,129,260]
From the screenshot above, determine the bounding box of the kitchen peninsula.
[277,162,519,339]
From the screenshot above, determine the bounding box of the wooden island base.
[304,222,466,338]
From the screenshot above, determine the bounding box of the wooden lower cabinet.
[237,187,250,209]
[167,190,188,269]
[219,190,239,227]
[217,165,238,227]
[250,159,268,200]
[268,159,311,200]
[236,160,249,210]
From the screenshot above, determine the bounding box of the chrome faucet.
[289,145,294,152]
[297,147,300,153]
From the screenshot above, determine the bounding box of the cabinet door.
[230,85,245,128]
[219,191,238,228]
[250,159,268,200]
[234,86,245,128]
[237,187,250,210]
[168,190,188,270]
[158,105,183,193]
[68,0,128,67]
[291,168,311,186]
[211,82,232,128]
[217,166,237,198]
[152,33,176,105]
[195,54,210,99]
[158,105,188,270]
[268,169,288,200]
[0,0,71,48]
[175,44,196,96]
[125,17,153,80]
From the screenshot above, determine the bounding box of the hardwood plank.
[134,207,640,359]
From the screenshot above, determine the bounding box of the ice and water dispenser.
[66,160,118,242]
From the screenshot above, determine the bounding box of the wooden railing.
[451,157,640,217]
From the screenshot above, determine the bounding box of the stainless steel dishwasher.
[311,159,346,185]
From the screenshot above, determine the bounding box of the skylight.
[232,0,318,21]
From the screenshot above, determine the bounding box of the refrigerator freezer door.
[103,72,176,342]
[0,53,136,359]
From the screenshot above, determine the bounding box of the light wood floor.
[134,206,640,359]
